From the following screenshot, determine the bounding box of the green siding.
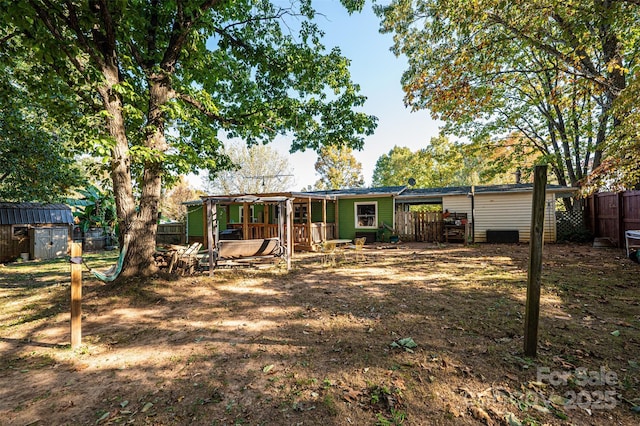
[187,204,230,239]
[229,205,241,224]
[310,201,336,223]
[187,205,204,237]
[337,196,394,240]
[326,201,336,222]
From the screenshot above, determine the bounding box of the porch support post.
[243,202,249,239]
[206,199,215,277]
[322,199,327,241]
[306,197,312,247]
[264,203,270,238]
[285,199,293,269]
[334,199,339,238]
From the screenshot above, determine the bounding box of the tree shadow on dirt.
[1,243,638,425]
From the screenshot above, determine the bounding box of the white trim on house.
[354,201,378,229]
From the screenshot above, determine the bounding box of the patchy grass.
[0,243,638,425]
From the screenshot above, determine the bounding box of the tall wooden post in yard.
[70,242,82,349]
[524,165,548,357]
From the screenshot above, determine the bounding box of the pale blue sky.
[272,0,442,189]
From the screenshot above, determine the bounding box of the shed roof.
[397,184,577,201]
[0,203,74,225]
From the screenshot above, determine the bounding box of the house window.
[239,206,255,222]
[354,202,377,229]
[12,225,29,240]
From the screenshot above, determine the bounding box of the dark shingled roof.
[398,183,577,198]
[303,186,407,197]
[0,203,74,225]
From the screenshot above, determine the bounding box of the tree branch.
[176,92,241,126]
[27,0,89,73]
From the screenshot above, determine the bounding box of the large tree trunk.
[119,74,172,277]
[97,66,143,279]
[97,69,169,278]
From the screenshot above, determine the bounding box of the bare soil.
[0,242,639,425]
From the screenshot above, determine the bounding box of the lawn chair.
[175,242,202,275]
[320,241,338,265]
[344,237,366,263]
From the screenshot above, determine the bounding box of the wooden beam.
[70,242,82,348]
[524,165,548,357]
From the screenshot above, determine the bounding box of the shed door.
[32,227,68,260]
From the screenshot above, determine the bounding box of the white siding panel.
[474,192,556,243]
[442,195,472,216]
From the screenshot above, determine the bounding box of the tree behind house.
[313,145,364,190]
[205,142,294,194]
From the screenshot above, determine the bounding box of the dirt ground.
[0,242,639,425]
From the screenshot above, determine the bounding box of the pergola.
[202,194,295,276]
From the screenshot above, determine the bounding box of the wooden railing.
[227,223,279,239]
[293,223,336,245]
[229,222,336,248]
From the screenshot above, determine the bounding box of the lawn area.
[0,243,638,425]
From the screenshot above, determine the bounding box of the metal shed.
[0,203,74,262]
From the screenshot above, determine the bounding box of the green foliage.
[313,145,364,190]
[67,185,117,233]
[0,43,84,201]
[375,0,640,190]
[1,1,378,274]
[372,135,520,188]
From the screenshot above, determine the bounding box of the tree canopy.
[375,0,640,191]
[372,135,526,188]
[1,0,377,276]
[0,50,83,202]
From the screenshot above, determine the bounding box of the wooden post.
[322,199,327,242]
[70,242,82,349]
[263,203,270,238]
[306,197,312,247]
[286,198,293,270]
[334,199,339,238]
[206,200,215,277]
[524,165,548,357]
[242,202,249,239]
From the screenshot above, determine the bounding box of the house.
[0,202,74,262]
[184,184,576,251]
[185,191,338,251]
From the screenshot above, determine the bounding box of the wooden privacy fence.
[395,211,444,242]
[157,222,186,245]
[585,190,640,247]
